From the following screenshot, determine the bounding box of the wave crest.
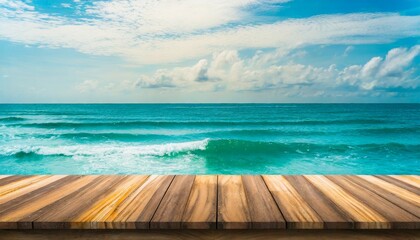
[2,139,209,157]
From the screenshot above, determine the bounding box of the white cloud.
[132,46,420,95]
[0,0,419,64]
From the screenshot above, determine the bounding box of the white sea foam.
[1,139,209,157]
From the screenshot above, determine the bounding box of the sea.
[0,104,419,175]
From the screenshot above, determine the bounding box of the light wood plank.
[285,175,353,229]
[217,175,251,229]
[32,176,125,229]
[328,176,420,229]
[110,175,174,229]
[0,176,90,229]
[72,175,149,229]
[242,175,285,229]
[376,176,420,195]
[262,175,323,229]
[181,175,217,229]
[305,175,389,229]
[25,176,106,229]
[150,175,195,229]
[345,176,420,218]
[0,176,48,196]
[0,176,31,187]
[358,175,420,206]
[0,176,66,205]
[390,175,420,189]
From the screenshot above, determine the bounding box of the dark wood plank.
[110,175,174,229]
[217,175,251,229]
[242,175,285,229]
[0,176,33,187]
[328,175,420,229]
[2,229,420,240]
[285,175,353,229]
[150,175,195,229]
[181,175,217,229]
[305,175,390,229]
[262,175,323,229]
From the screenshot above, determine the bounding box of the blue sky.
[0,0,419,103]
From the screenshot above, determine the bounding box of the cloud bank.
[131,46,420,97]
[1,0,419,64]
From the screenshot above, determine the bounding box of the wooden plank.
[0,176,31,187]
[74,175,149,229]
[181,175,217,229]
[217,175,251,229]
[24,175,105,229]
[305,175,390,229]
[390,175,420,189]
[285,175,353,229]
[109,175,174,229]
[262,175,323,229]
[0,175,418,230]
[328,176,420,229]
[150,175,195,229]
[33,175,127,229]
[345,176,420,218]
[0,176,88,229]
[376,176,420,195]
[0,176,65,204]
[242,175,285,229]
[0,176,48,196]
[358,176,420,207]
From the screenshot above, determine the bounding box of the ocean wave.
[2,139,419,159]
[0,117,27,122]
[1,139,209,157]
[13,119,387,129]
[360,127,420,134]
[32,132,175,141]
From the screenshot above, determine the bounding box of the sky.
[0,0,419,103]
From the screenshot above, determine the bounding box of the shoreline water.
[0,104,419,175]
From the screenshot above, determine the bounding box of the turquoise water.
[0,104,419,175]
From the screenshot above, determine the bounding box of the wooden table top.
[0,175,418,230]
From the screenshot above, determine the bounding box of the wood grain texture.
[285,175,353,229]
[376,176,420,195]
[327,175,420,229]
[305,175,390,229]
[358,176,420,207]
[150,175,195,229]
[181,175,217,229]
[109,175,174,229]
[262,175,323,229]
[391,175,420,189]
[217,175,251,229]
[0,175,419,230]
[0,176,85,229]
[344,176,420,218]
[242,176,285,229]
